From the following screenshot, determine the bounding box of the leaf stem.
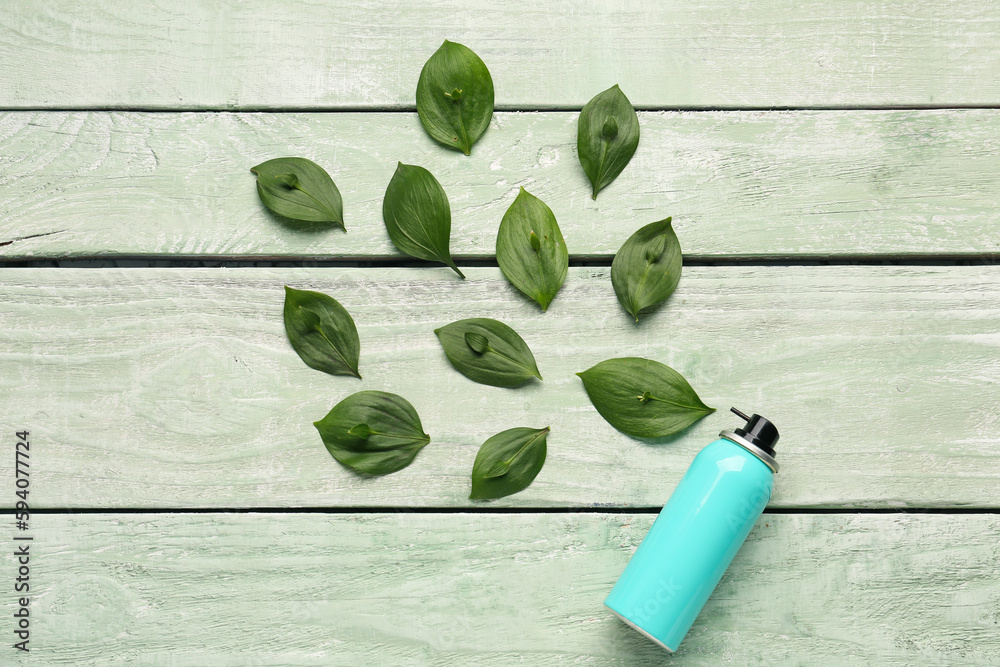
[447,260,466,279]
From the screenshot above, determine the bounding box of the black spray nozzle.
[730,407,779,457]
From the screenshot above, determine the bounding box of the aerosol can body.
[604,408,780,652]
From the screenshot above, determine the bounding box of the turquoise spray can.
[604,408,779,652]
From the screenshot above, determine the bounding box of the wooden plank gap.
[1,255,998,269]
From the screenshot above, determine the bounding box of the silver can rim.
[719,430,780,474]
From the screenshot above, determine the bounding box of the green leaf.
[274,173,299,188]
[348,423,373,438]
[283,286,361,379]
[602,116,619,141]
[416,40,495,155]
[484,460,510,478]
[577,85,640,199]
[576,357,715,438]
[645,235,667,263]
[464,331,490,354]
[496,188,568,311]
[314,391,430,475]
[382,162,464,278]
[251,157,344,228]
[611,217,682,322]
[435,318,542,388]
[470,427,549,500]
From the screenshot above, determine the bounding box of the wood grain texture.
[3,512,998,665]
[2,110,999,259]
[1,265,998,509]
[2,1,1000,109]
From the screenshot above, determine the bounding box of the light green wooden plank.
[2,110,999,259]
[3,512,998,665]
[1,265,998,509]
[3,1,1000,109]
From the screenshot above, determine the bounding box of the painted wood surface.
[2,265,997,509]
[2,110,999,260]
[3,512,998,665]
[3,2,997,665]
[3,1,1000,110]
